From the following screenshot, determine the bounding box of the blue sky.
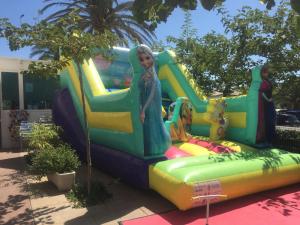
[0,0,267,59]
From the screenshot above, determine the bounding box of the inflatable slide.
[53,46,300,210]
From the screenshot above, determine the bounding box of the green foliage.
[66,181,112,208]
[0,8,115,195]
[30,45,60,60]
[274,129,300,153]
[168,32,234,95]
[131,0,300,25]
[166,1,300,96]
[28,124,62,151]
[274,75,300,108]
[222,2,300,81]
[276,129,300,140]
[180,11,197,41]
[151,40,167,52]
[0,12,117,76]
[259,0,276,9]
[132,0,197,27]
[200,0,224,11]
[132,0,226,27]
[291,0,300,13]
[30,144,81,179]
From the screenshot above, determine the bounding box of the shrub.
[274,129,300,153]
[276,129,300,140]
[66,181,112,208]
[27,123,63,151]
[30,144,81,179]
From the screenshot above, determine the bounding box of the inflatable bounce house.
[53,46,300,210]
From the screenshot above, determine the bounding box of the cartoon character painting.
[167,98,193,142]
[206,98,229,140]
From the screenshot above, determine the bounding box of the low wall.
[1,109,52,149]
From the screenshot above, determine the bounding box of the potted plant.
[30,144,81,191]
[27,123,62,151]
[25,123,63,165]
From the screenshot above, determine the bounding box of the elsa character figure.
[137,45,171,156]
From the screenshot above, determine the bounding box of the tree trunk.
[223,85,232,97]
[76,61,92,195]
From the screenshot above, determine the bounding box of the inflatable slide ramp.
[150,149,300,210]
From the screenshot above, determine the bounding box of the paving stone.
[1,150,174,225]
[0,150,34,225]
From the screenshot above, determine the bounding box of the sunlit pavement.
[0,150,34,225]
[0,150,174,225]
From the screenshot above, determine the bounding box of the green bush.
[274,129,300,153]
[28,123,63,151]
[276,129,300,140]
[66,181,112,208]
[30,144,81,179]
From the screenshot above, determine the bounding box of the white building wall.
[0,57,53,149]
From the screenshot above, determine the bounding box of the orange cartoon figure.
[167,98,192,142]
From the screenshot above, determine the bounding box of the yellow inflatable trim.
[150,163,300,210]
[82,59,129,96]
[166,50,206,100]
[216,140,256,152]
[158,65,186,97]
[82,59,107,95]
[225,112,246,128]
[158,64,211,126]
[158,63,247,129]
[175,142,216,156]
[192,136,256,152]
[67,63,133,133]
[220,163,300,201]
[149,165,192,209]
[192,111,246,129]
[192,111,210,125]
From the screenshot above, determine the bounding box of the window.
[1,72,20,110]
[23,75,59,109]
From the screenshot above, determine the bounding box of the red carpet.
[121,184,300,225]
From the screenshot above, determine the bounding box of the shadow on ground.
[0,151,34,225]
[64,165,175,225]
[0,194,34,225]
[25,163,174,225]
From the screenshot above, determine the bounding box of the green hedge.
[274,129,300,153]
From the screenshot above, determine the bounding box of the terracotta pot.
[47,171,75,191]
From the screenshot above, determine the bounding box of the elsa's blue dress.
[139,68,171,156]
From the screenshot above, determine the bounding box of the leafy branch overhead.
[132,0,300,28]
[39,0,156,47]
[0,12,117,76]
[0,10,118,195]
[132,0,223,26]
[167,2,300,96]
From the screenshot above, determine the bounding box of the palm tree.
[30,46,60,60]
[40,0,156,46]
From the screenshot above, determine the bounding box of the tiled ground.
[0,150,175,225]
[0,150,34,225]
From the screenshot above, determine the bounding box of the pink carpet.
[121,184,300,225]
[165,146,192,159]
